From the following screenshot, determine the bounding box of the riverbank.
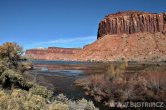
[74,62,166,109]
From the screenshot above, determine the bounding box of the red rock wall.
[47,47,81,54]
[25,48,81,54]
[25,47,82,60]
[25,49,47,55]
[97,11,166,39]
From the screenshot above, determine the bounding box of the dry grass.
[75,63,166,108]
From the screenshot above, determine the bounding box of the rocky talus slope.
[74,32,166,61]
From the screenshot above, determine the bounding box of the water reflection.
[41,67,48,71]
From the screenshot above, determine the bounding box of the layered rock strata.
[25,47,82,60]
[97,11,166,39]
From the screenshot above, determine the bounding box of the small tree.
[0,42,23,69]
[0,42,33,90]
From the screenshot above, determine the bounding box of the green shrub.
[0,42,33,90]
[49,102,69,110]
[0,42,23,69]
[30,85,53,100]
[0,69,33,90]
[0,89,47,110]
[53,94,98,110]
[0,89,98,110]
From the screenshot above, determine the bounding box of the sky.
[0,0,166,50]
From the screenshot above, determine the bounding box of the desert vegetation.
[0,42,98,110]
[75,62,166,109]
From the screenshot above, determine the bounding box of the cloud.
[34,36,96,48]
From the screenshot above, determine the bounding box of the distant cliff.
[97,11,166,39]
[25,47,82,60]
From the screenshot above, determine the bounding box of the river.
[31,60,166,110]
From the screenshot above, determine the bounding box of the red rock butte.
[25,11,166,61]
[97,11,166,39]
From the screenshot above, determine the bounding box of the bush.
[49,102,69,110]
[0,89,47,110]
[0,69,33,90]
[0,89,98,110]
[30,85,53,100]
[0,42,23,69]
[106,61,128,79]
[75,64,166,108]
[0,42,33,90]
[51,94,98,110]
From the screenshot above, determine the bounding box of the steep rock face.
[97,11,166,39]
[47,47,81,54]
[25,49,47,55]
[25,47,82,60]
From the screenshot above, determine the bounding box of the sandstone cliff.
[25,11,166,61]
[25,47,82,60]
[97,11,166,39]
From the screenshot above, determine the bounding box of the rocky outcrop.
[97,11,166,39]
[25,47,82,60]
